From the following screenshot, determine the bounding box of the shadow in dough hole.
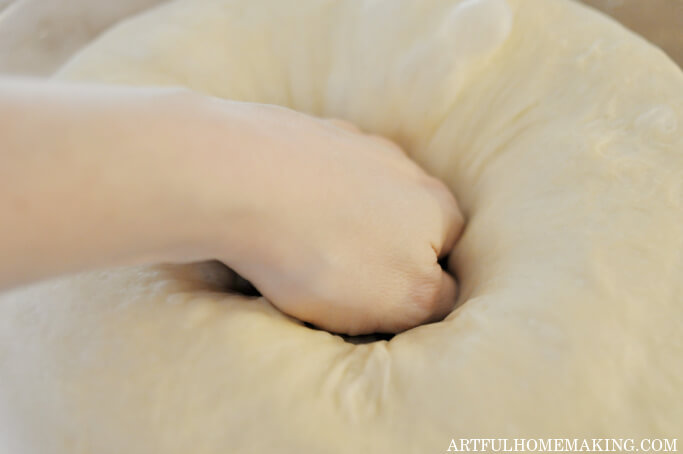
[303,322,395,344]
[217,255,452,345]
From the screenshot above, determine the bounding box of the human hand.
[180,100,464,335]
[0,79,463,334]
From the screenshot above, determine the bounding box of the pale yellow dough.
[1,0,682,452]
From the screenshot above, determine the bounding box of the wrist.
[143,93,270,265]
[79,87,214,267]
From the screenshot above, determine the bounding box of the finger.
[440,192,464,258]
[424,177,465,258]
[368,133,410,158]
[388,268,458,333]
[425,270,458,323]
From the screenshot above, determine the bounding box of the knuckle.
[324,117,360,133]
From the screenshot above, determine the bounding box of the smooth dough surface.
[1,0,683,452]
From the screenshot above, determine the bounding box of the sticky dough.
[1,0,682,452]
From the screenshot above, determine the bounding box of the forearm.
[0,78,223,288]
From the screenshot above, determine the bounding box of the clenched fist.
[184,101,464,335]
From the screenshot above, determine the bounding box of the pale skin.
[0,78,464,335]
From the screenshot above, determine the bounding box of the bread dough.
[0,0,167,75]
[1,0,682,452]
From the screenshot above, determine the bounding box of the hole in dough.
[303,321,396,344]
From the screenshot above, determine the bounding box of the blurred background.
[580,0,682,67]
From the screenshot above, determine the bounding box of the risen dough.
[1,0,682,452]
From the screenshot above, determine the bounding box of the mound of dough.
[1,0,682,452]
